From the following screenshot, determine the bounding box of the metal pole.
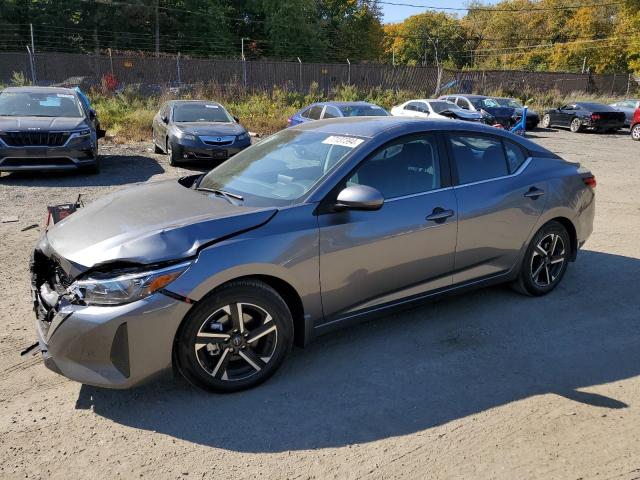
[176,52,181,85]
[241,38,247,89]
[626,73,631,97]
[297,57,302,92]
[347,58,351,85]
[581,57,586,74]
[26,45,35,84]
[108,48,114,75]
[29,24,37,83]
[154,0,160,57]
[392,46,395,67]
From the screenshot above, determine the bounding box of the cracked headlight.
[69,261,191,306]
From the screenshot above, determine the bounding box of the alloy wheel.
[541,114,551,128]
[530,233,566,287]
[632,124,640,141]
[570,118,582,133]
[193,303,278,382]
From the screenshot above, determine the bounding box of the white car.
[391,99,484,123]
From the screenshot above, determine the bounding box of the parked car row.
[1,86,638,177]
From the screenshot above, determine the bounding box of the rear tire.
[540,114,551,128]
[513,221,571,296]
[154,142,163,154]
[631,124,640,141]
[570,117,583,133]
[175,280,294,393]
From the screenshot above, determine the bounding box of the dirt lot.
[1,128,639,480]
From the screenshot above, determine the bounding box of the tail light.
[591,113,601,121]
[583,175,596,188]
[287,117,292,125]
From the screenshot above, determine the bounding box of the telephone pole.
[155,0,160,56]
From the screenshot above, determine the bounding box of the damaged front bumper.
[30,248,192,389]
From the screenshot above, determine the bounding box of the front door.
[318,133,458,321]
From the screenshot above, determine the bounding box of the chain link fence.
[0,51,636,97]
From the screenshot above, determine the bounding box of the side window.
[322,106,340,119]
[300,107,312,119]
[456,98,470,110]
[449,134,508,184]
[417,103,429,113]
[503,140,527,173]
[346,135,441,199]
[405,102,418,111]
[308,105,323,120]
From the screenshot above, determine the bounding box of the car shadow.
[76,250,640,452]
[0,154,164,187]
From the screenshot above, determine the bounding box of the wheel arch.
[545,216,578,261]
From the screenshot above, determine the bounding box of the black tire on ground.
[175,279,294,393]
[570,117,583,133]
[540,114,551,128]
[512,220,571,297]
[632,124,640,141]
[169,141,182,166]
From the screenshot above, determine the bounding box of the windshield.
[495,98,523,108]
[173,103,232,123]
[471,98,501,109]
[339,104,389,117]
[0,91,83,117]
[428,101,461,113]
[199,129,364,205]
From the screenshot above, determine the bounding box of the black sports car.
[541,102,626,133]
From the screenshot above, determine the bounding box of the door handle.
[524,187,545,199]
[426,207,454,223]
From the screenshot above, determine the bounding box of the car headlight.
[176,130,197,141]
[237,132,250,142]
[69,261,191,306]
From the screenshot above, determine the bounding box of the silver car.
[29,117,595,392]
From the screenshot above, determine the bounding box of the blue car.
[288,101,389,127]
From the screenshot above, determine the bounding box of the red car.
[632,107,640,141]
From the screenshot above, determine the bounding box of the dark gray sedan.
[152,100,251,165]
[30,117,595,392]
[0,86,103,173]
[610,99,640,127]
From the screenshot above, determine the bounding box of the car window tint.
[449,134,509,184]
[308,105,323,120]
[300,107,312,119]
[347,135,441,199]
[456,98,469,110]
[503,140,527,173]
[322,106,340,119]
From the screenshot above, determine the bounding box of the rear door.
[556,105,576,126]
[318,133,458,320]
[447,133,546,283]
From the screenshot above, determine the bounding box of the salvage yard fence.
[0,50,637,97]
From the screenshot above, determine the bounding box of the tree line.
[0,0,638,74]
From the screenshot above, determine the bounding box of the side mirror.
[89,109,96,120]
[233,115,240,123]
[335,185,384,211]
[160,115,168,124]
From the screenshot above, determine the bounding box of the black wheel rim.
[530,233,566,287]
[194,303,278,382]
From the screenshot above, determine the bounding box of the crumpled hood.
[0,116,88,131]
[44,179,276,276]
[174,122,245,136]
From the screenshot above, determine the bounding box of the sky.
[380,0,498,24]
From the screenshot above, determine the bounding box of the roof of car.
[170,100,223,107]
[293,117,553,157]
[1,86,78,95]
[315,101,381,107]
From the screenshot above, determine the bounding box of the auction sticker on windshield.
[322,136,364,148]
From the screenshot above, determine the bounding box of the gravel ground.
[0,128,639,480]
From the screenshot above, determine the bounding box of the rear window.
[339,104,388,117]
[307,105,323,120]
[449,134,509,184]
[578,103,616,112]
[0,91,83,118]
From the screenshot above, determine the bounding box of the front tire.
[540,114,551,128]
[570,117,583,133]
[176,280,294,393]
[514,221,570,296]
[169,141,182,166]
[631,124,640,141]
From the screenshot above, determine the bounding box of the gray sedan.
[152,100,251,165]
[30,117,595,392]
